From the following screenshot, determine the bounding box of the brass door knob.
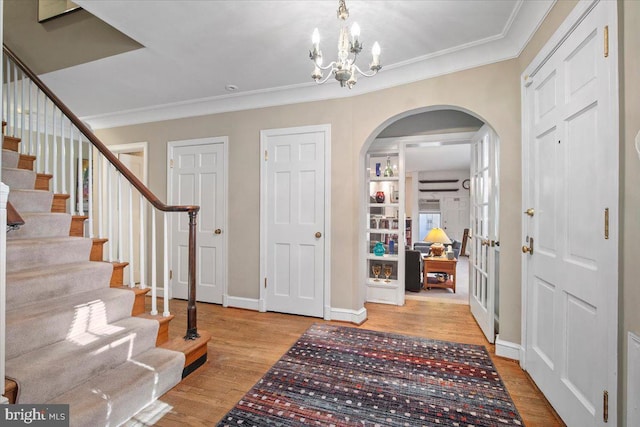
[481,239,490,246]
[524,208,535,217]
[315,232,322,238]
[214,229,222,234]
[522,245,532,254]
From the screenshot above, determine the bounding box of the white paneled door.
[169,138,227,304]
[522,1,618,425]
[261,126,328,318]
[469,125,498,344]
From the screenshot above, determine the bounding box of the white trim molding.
[628,332,640,427]
[330,307,368,325]
[0,182,9,403]
[495,335,522,361]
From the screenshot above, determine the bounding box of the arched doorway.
[359,106,500,344]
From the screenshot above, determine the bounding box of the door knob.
[522,245,532,254]
[481,239,490,246]
[524,208,535,217]
[315,232,322,238]
[214,229,222,234]
[522,237,534,254]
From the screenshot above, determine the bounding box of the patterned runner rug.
[217,324,524,426]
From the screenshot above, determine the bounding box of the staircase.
[2,133,185,425]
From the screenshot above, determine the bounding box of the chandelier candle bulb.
[371,42,381,69]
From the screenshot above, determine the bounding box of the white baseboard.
[225,295,260,311]
[329,307,368,325]
[495,335,522,361]
[628,332,640,427]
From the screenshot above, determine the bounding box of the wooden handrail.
[3,44,201,339]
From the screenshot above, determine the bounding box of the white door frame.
[520,0,619,420]
[167,137,229,303]
[259,124,332,319]
[108,142,149,185]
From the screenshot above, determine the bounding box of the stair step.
[112,285,150,316]
[90,238,109,261]
[6,236,91,273]
[6,261,113,308]
[48,347,184,427]
[138,313,175,346]
[17,153,36,170]
[35,173,52,190]
[2,135,20,151]
[2,167,36,189]
[7,189,53,213]
[162,330,211,378]
[70,215,87,237]
[7,212,72,240]
[6,288,134,361]
[52,193,70,213]
[110,261,129,287]
[1,149,19,168]
[7,316,159,404]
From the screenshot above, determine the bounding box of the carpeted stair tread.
[7,189,53,213]
[6,236,91,273]
[6,261,114,308]
[48,347,184,427]
[2,149,19,168]
[6,288,134,359]
[7,316,161,404]
[7,212,72,239]
[2,167,36,189]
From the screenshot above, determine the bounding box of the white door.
[469,125,498,343]
[169,138,226,304]
[261,126,328,318]
[522,2,618,425]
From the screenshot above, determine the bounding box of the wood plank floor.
[149,299,564,426]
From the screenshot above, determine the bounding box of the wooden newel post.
[185,210,200,340]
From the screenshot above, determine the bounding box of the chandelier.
[309,0,382,89]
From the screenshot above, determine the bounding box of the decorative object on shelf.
[379,218,389,229]
[370,217,378,229]
[373,241,385,256]
[391,190,399,202]
[389,239,395,255]
[462,179,471,190]
[309,0,382,89]
[424,227,451,257]
[383,156,394,177]
[371,264,381,281]
[375,162,381,176]
[383,264,393,283]
[391,218,399,229]
[375,191,385,203]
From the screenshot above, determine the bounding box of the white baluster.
[163,212,170,317]
[139,194,146,289]
[128,182,135,287]
[12,63,17,135]
[68,127,75,215]
[97,156,103,238]
[52,108,57,193]
[77,136,83,215]
[118,174,123,264]
[151,209,158,316]
[107,163,113,262]
[35,91,41,172]
[60,117,66,194]
[87,145,94,238]
[44,99,49,174]
[27,80,32,154]
[19,69,24,141]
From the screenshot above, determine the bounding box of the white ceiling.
[39,0,555,129]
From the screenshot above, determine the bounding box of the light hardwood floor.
[150,299,564,427]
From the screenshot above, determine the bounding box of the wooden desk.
[422,257,457,292]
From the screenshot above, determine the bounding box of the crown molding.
[83,1,555,130]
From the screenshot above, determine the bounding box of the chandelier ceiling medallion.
[309,0,382,89]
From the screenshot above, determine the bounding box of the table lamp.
[424,227,451,257]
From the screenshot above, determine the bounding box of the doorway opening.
[361,107,500,343]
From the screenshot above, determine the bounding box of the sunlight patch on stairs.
[66,299,124,346]
[123,400,174,427]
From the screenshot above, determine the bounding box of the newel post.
[185,210,200,340]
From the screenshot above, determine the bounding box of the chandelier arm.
[316,72,335,85]
[352,64,379,78]
[317,61,338,71]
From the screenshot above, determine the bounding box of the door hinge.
[603,390,609,422]
[604,208,609,239]
[264,150,268,161]
[169,269,173,280]
[264,277,267,288]
[604,25,609,58]
[170,159,174,168]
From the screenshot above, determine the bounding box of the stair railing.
[2,44,201,341]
